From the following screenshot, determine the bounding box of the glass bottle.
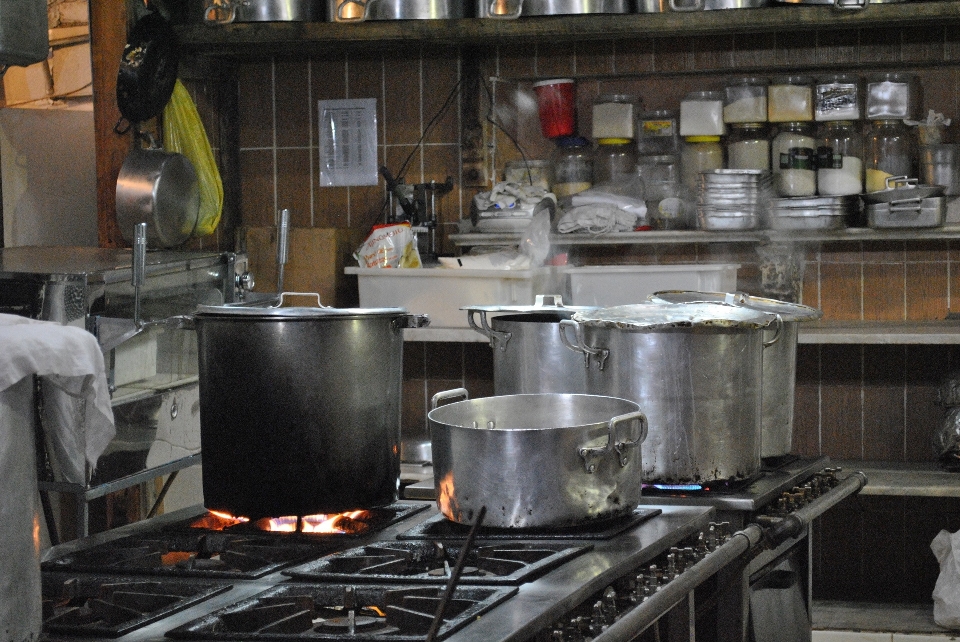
[768,75,814,123]
[772,121,816,197]
[816,120,863,196]
[723,77,768,124]
[680,135,723,190]
[636,155,684,229]
[594,138,638,185]
[551,137,594,197]
[865,119,913,192]
[592,94,640,140]
[727,123,770,171]
[815,74,861,122]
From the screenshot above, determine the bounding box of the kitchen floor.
[813,602,960,641]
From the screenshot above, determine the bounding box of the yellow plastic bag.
[163,80,223,237]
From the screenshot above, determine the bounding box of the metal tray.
[866,196,945,229]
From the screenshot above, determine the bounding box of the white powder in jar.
[776,169,816,197]
[723,96,767,124]
[817,156,863,196]
[769,85,813,122]
[728,139,770,171]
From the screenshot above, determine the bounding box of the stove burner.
[165,583,518,641]
[397,508,662,541]
[41,573,230,638]
[282,541,592,585]
[182,502,428,536]
[642,472,766,496]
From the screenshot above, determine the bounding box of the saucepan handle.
[467,310,512,351]
[204,0,243,24]
[486,0,523,19]
[579,411,647,472]
[762,314,783,349]
[558,319,609,370]
[337,0,374,21]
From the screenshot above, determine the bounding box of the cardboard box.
[242,227,364,308]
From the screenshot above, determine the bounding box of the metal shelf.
[798,320,960,344]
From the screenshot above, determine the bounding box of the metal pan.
[861,176,944,204]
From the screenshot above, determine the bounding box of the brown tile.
[274,59,311,149]
[535,42,576,79]
[862,262,905,321]
[575,40,615,76]
[813,497,864,599]
[905,345,951,462]
[819,344,863,459]
[860,495,908,601]
[793,344,820,457]
[347,51,384,115]
[862,240,905,264]
[906,260,949,321]
[350,185,387,231]
[497,43,538,79]
[947,25,960,63]
[901,25,945,65]
[801,259,820,311]
[652,36,694,74]
[693,34,734,72]
[314,186,350,228]
[276,148,313,227]
[613,38,655,76]
[310,52,347,102]
[904,497,960,602]
[862,345,905,461]
[463,342,494,398]
[422,145,462,227]
[816,28,859,68]
[731,32,776,70]
[858,28,903,65]
[383,52,423,147]
[385,144,420,185]
[237,61,274,149]
[239,149,275,228]
[916,68,957,128]
[424,341,463,380]
[905,240,949,263]
[819,242,862,264]
[427,379,468,408]
[773,31,819,68]
[402,377,428,440]
[818,262,862,321]
[402,339,426,378]
[422,47,461,146]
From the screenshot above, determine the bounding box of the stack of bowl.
[697,169,772,231]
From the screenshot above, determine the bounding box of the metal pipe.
[592,523,764,642]
[276,208,290,296]
[765,471,867,546]
[132,222,147,327]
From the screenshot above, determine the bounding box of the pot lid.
[461,294,595,315]
[572,302,777,330]
[649,291,822,322]
[195,303,409,318]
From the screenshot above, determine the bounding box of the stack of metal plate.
[768,195,857,230]
[697,169,772,231]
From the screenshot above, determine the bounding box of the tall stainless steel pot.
[428,389,647,528]
[560,302,779,485]
[464,295,594,396]
[649,291,822,459]
[189,295,428,518]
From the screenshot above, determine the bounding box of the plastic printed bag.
[931,528,960,627]
[355,222,422,268]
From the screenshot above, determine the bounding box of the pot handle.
[579,410,648,472]
[486,0,523,20]
[466,310,512,351]
[533,294,565,308]
[762,314,783,349]
[558,319,609,371]
[395,314,430,330]
[272,292,328,308]
[431,388,469,410]
[204,0,244,24]
[336,0,375,21]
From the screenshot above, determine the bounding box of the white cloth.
[0,313,116,484]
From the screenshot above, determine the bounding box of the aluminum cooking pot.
[185,293,428,518]
[464,295,594,396]
[561,302,779,485]
[428,388,647,528]
[477,0,629,18]
[649,291,822,460]
[329,0,463,21]
[204,0,323,23]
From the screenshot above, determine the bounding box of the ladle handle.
[276,208,290,295]
[132,222,147,327]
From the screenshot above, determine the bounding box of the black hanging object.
[115,11,179,131]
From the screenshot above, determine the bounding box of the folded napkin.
[0,313,115,484]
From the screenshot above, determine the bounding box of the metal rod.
[276,208,290,296]
[132,222,147,327]
[147,470,179,519]
[765,471,867,546]
[591,523,764,642]
[426,506,487,642]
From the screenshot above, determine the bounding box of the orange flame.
[437,471,459,521]
[258,510,372,534]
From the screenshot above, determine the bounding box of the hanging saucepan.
[114,11,179,134]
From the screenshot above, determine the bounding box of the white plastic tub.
[345,267,565,328]
[565,264,740,307]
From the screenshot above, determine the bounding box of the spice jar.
[768,76,814,123]
[680,91,726,137]
[681,135,723,190]
[594,139,638,186]
[726,123,770,171]
[723,77,768,124]
[772,121,816,197]
[865,119,914,192]
[815,74,861,122]
[637,110,681,156]
[592,94,640,140]
[866,73,918,120]
[816,120,863,196]
[551,137,594,197]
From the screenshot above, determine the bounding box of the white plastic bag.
[354,222,422,268]
[932,528,960,627]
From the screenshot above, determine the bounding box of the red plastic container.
[534,78,576,139]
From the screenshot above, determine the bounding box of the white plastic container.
[565,264,739,307]
[345,266,564,328]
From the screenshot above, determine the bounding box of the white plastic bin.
[345,267,565,328]
[565,264,740,307]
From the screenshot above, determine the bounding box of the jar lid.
[505,159,552,168]
[729,122,766,130]
[816,74,859,85]
[596,94,639,104]
[728,76,769,86]
[640,109,677,119]
[683,91,724,101]
[685,135,721,143]
[647,291,822,322]
[571,301,777,331]
[555,135,592,149]
[596,138,633,145]
[771,75,814,86]
[533,78,574,87]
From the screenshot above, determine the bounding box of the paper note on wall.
[318,98,378,187]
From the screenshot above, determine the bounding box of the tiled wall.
[202,21,960,604]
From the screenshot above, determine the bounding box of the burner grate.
[41,573,231,638]
[165,583,517,641]
[282,541,592,585]
[397,508,661,541]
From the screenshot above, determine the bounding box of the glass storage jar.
[816,120,863,196]
[866,73,918,120]
[815,74,861,122]
[504,159,553,190]
[637,110,681,156]
[681,135,723,190]
[680,91,726,137]
[723,77,768,124]
[637,156,686,230]
[726,123,770,171]
[772,121,816,197]
[551,137,594,197]
[594,138,638,185]
[865,119,913,192]
[592,94,640,140]
[768,75,814,123]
